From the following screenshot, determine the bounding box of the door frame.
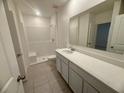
[3,0,27,80]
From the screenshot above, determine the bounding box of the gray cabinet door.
[61,60,68,83]
[56,56,61,73]
[69,68,83,93]
[83,81,99,93]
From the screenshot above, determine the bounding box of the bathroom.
[0,0,124,93]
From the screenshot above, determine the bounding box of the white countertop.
[56,48,124,93]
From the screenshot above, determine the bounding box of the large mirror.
[69,0,124,54]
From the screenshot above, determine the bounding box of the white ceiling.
[90,0,114,14]
[16,0,69,17]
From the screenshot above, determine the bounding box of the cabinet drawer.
[56,53,62,59]
[56,53,68,64]
[61,56,69,64]
[83,81,99,93]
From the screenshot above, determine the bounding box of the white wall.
[95,10,113,24]
[23,15,56,59]
[57,0,106,48]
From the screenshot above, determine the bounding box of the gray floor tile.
[23,60,72,93]
[34,83,52,93]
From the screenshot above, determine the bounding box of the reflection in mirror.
[88,5,113,51]
[69,17,79,45]
[69,0,124,54]
[79,13,90,47]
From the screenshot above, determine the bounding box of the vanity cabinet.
[56,52,117,93]
[69,68,83,93]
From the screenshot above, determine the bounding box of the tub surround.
[56,48,124,93]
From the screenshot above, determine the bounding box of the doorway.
[95,22,111,50]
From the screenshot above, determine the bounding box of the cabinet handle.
[17,75,25,82]
[111,46,114,49]
[16,53,23,58]
[88,43,91,45]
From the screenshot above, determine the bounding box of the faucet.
[69,47,75,51]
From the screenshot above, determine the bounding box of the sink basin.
[62,49,73,54]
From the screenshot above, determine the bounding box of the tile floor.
[23,60,73,93]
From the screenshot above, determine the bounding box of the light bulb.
[35,10,41,16]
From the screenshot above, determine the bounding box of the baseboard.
[29,60,48,66]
